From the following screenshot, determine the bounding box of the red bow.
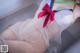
[38,4,55,28]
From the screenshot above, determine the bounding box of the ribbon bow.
[38,4,55,28]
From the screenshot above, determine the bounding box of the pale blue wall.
[0,0,40,18]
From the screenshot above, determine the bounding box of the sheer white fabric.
[10,0,76,48]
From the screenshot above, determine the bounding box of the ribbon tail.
[50,11,55,21]
[49,15,53,23]
[50,15,54,21]
[43,15,50,28]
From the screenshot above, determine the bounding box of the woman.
[0,0,80,53]
[46,0,80,53]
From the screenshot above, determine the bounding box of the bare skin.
[1,1,80,53]
[1,19,60,53]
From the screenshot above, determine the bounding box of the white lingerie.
[0,0,75,50]
[9,9,74,47]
